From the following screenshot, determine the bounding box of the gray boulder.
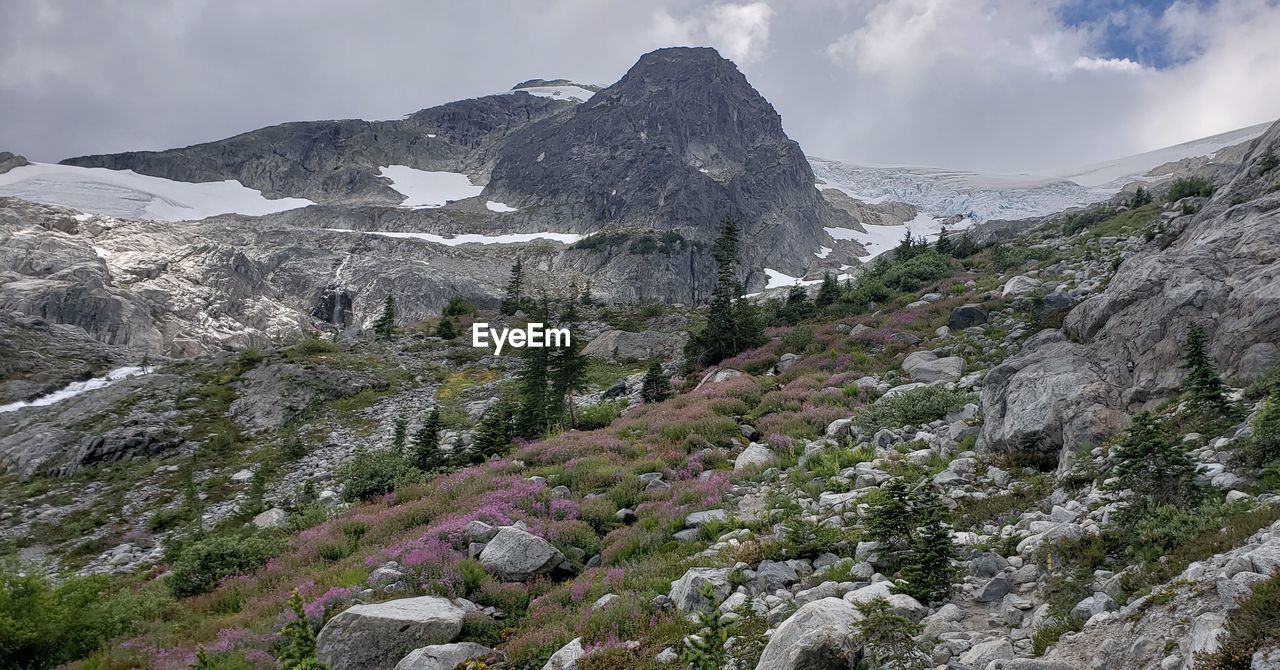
[669,567,733,613]
[316,596,466,670]
[735,443,776,470]
[754,597,862,670]
[396,642,492,670]
[542,637,585,670]
[478,526,567,581]
[582,329,687,362]
[948,304,989,330]
[902,350,965,383]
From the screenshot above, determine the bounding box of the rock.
[478,526,567,581]
[395,642,492,670]
[985,661,1076,670]
[887,593,927,623]
[948,304,989,330]
[1248,542,1280,575]
[582,329,687,362]
[316,596,466,670]
[843,581,894,605]
[615,508,638,524]
[735,443,776,470]
[756,560,799,592]
[1070,592,1117,620]
[669,567,732,613]
[753,598,862,670]
[1002,275,1042,297]
[542,637,585,670]
[592,594,620,610]
[976,574,1012,602]
[685,509,729,528]
[467,520,498,544]
[902,350,965,383]
[777,352,800,372]
[251,507,288,529]
[960,639,1014,669]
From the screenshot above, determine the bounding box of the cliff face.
[979,119,1280,468]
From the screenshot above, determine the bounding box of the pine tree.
[549,298,586,428]
[436,318,458,340]
[778,283,815,325]
[854,597,931,670]
[410,408,444,472]
[514,298,554,439]
[815,271,840,309]
[684,216,765,368]
[640,360,670,403]
[501,257,525,315]
[390,415,408,455]
[278,591,327,670]
[468,401,516,463]
[935,226,953,256]
[1182,323,1232,418]
[1131,186,1152,208]
[896,486,956,605]
[680,583,728,670]
[1111,412,1199,507]
[372,294,396,341]
[863,477,916,563]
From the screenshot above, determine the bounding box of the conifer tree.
[896,486,957,605]
[778,283,815,325]
[640,360,671,403]
[1111,412,1199,507]
[854,598,930,670]
[684,215,765,368]
[501,256,525,315]
[410,408,444,472]
[390,415,407,455]
[1182,323,1232,418]
[549,298,586,428]
[680,583,728,670]
[816,271,840,309]
[435,318,458,340]
[467,401,516,464]
[935,226,953,256]
[1131,186,1152,208]
[863,477,916,563]
[372,294,396,340]
[278,591,327,670]
[515,298,554,439]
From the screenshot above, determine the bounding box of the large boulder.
[754,597,862,670]
[948,304,989,330]
[1002,275,1042,297]
[478,526,567,581]
[396,642,492,670]
[734,443,776,470]
[316,596,466,670]
[542,637,585,670]
[581,329,687,362]
[669,567,733,613]
[902,350,964,383]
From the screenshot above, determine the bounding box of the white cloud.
[1073,56,1145,72]
[651,2,775,65]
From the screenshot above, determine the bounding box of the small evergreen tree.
[372,295,396,341]
[1130,186,1152,208]
[680,583,728,670]
[278,591,327,670]
[815,271,840,309]
[549,298,586,428]
[389,415,408,455]
[514,298,554,439]
[1259,146,1279,174]
[410,408,444,472]
[500,257,525,315]
[640,360,670,403]
[435,318,458,340]
[1111,412,1199,507]
[934,226,953,256]
[854,597,931,670]
[468,401,516,463]
[863,477,916,563]
[776,283,815,325]
[896,486,957,605]
[684,216,766,368]
[1182,323,1232,418]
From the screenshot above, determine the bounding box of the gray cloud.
[2,0,1278,172]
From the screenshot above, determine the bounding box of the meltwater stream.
[0,366,147,413]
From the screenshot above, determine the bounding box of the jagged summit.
[486,46,849,278]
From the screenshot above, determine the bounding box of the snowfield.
[505,84,597,102]
[0,163,314,221]
[485,200,518,212]
[0,367,146,413]
[826,212,973,260]
[324,228,582,246]
[379,166,484,208]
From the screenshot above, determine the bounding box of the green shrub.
[577,401,625,431]
[336,448,418,502]
[168,533,285,597]
[0,564,173,670]
[1194,569,1280,669]
[1167,176,1215,201]
[855,597,931,669]
[1235,393,1280,471]
[287,337,337,359]
[856,386,974,434]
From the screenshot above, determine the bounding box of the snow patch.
[815,246,832,259]
[485,200,518,213]
[826,212,972,260]
[325,228,582,246]
[0,367,147,413]
[379,166,483,208]
[505,84,596,102]
[0,163,314,221]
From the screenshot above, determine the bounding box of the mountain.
[810,121,1271,222]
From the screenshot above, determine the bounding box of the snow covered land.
[0,163,313,221]
[378,165,484,208]
[0,367,147,413]
[324,228,582,246]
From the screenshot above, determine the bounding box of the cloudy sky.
[2,0,1278,172]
